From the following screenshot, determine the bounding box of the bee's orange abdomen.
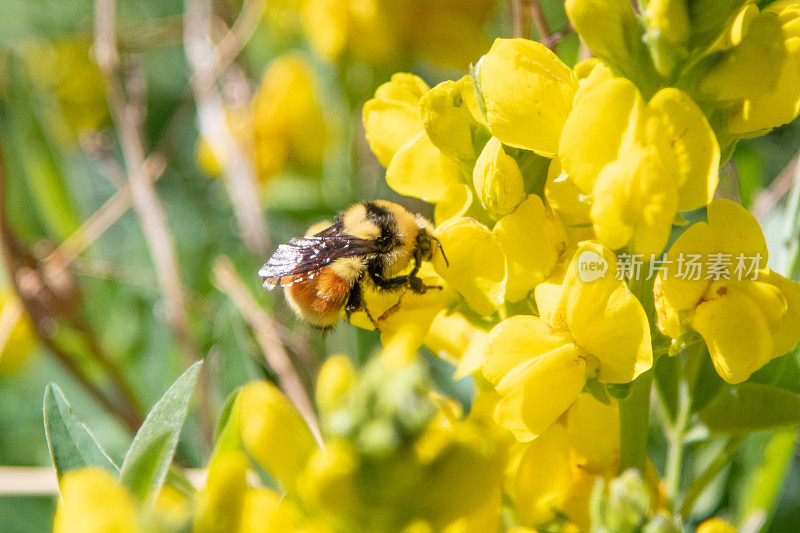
[284,269,352,328]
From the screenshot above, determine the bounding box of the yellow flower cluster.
[196,53,329,184]
[52,338,512,533]
[361,29,800,441]
[266,0,495,68]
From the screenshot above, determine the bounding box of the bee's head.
[415,226,449,267]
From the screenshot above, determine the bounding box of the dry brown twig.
[212,256,323,446]
[94,0,215,442]
[184,0,269,257]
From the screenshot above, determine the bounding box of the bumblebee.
[259,201,448,330]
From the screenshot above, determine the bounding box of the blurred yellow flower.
[697,517,737,533]
[53,468,141,533]
[0,290,37,374]
[193,451,249,533]
[484,242,651,440]
[22,38,109,140]
[237,381,317,490]
[302,0,494,68]
[196,53,328,183]
[654,199,800,383]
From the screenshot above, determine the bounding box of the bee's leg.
[345,283,379,329]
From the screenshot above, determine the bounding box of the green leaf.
[739,429,797,525]
[119,361,203,501]
[5,55,81,241]
[699,383,800,434]
[43,383,119,487]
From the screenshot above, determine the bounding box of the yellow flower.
[252,53,329,172]
[484,242,652,440]
[559,77,719,254]
[513,394,618,531]
[315,354,357,415]
[424,310,490,378]
[477,38,579,157]
[420,77,489,167]
[654,199,800,383]
[237,381,317,490]
[0,290,37,374]
[53,468,141,533]
[196,53,328,183]
[22,38,110,140]
[717,3,800,135]
[238,488,308,533]
[298,440,360,518]
[472,137,525,216]
[493,194,568,302]
[193,451,249,533]
[697,517,737,533]
[565,0,640,68]
[348,263,457,348]
[432,217,506,316]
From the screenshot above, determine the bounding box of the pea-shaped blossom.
[654,199,800,384]
[483,242,652,441]
[559,73,720,255]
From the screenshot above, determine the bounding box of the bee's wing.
[258,234,377,288]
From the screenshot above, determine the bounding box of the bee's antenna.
[432,236,449,267]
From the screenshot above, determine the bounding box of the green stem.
[679,435,745,518]
[619,370,653,474]
[664,379,690,507]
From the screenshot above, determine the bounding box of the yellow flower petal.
[692,283,775,384]
[566,393,619,474]
[493,194,567,302]
[700,13,785,102]
[646,88,720,210]
[565,0,638,64]
[238,489,302,533]
[697,517,738,533]
[386,132,463,201]
[458,75,488,127]
[707,199,769,261]
[349,266,455,347]
[473,137,526,216]
[425,310,489,378]
[514,424,574,526]
[193,451,249,533]
[420,80,486,166]
[554,243,653,383]
[433,217,505,315]
[494,343,586,441]
[758,270,800,357]
[559,77,644,193]
[479,38,578,156]
[434,184,474,225]
[54,468,141,533]
[363,74,429,167]
[590,146,678,255]
[237,381,316,489]
[484,315,572,384]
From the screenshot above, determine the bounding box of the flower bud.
[193,451,248,533]
[299,440,360,516]
[53,468,141,533]
[472,137,525,216]
[316,354,356,415]
[419,79,488,166]
[237,381,316,490]
[643,0,690,76]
